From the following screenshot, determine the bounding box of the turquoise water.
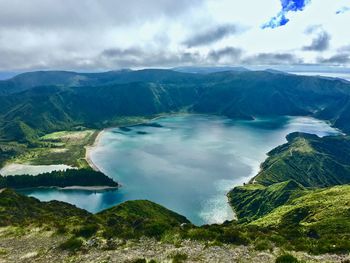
[21,115,339,225]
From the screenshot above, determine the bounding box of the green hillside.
[0,188,91,227]
[228,133,350,253]
[250,184,350,253]
[253,132,350,187]
[228,180,306,222]
[97,200,190,239]
[229,133,350,223]
[0,189,189,239]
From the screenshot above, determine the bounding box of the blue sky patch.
[262,0,311,29]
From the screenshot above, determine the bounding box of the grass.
[228,180,306,222]
[251,185,350,228]
[4,129,98,169]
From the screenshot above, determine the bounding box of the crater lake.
[20,115,339,225]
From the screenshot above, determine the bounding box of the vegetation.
[0,130,98,169]
[0,169,118,189]
[253,132,350,187]
[59,237,84,251]
[228,132,350,254]
[97,200,190,239]
[0,183,349,255]
[0,188,91,227]
[275,254,300,263]
[228,180,306,222]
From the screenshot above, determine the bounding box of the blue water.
[21,115,339,225]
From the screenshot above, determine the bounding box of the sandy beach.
[85,130,105,172]
[58,185,118,191]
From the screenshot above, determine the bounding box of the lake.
[0,164,73,176]
[20,115,339,225]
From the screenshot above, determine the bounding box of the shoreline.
[85,130,105,172]
[16,185,119,192]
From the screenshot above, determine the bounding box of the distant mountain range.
[1,68,350,143]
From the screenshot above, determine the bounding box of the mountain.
[252,132,350,187]
[172,66,250,74]
[229,132,350,222]
[228,133,350,253]
[0,72,18,80]
[1,69,350,143]
[0,69,201,95]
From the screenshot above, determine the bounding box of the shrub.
[59,237,83,251]
[128,259,146,263]
[168,252,188,263]
[275,254,299,263]
[254,239,273,251]
[218,228,249,245]
[74,223,99,238]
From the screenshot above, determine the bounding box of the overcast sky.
[0,0,349,71]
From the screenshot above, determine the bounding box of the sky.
[0,0,349,71]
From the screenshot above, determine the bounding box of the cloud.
[303,30,330,51]
[183,24,241,47]
[242,53,303,65]
[0,0,203,29]
[207,47,243,62]
[304,24,322,34]
[338,45,350,52]
[0,0,349,70]
[318,54,350,65]
[100,47,204,68]
[100,47,302,67]
[336,6,350,15]
[262,0,311,29]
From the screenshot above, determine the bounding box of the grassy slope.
[0,189,189,239]
[229,133,350,223]
[227,133,350,253]
[250,184,350,253]
[251,184,350,231]
[1,187,348,254]
[0,189,91,228]
[228,180,306,222]
[253,132,350,187]
[97,200,190,239]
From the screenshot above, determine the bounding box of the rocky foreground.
[0,228,349,263]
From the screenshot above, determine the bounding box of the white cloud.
[0,0,349,70]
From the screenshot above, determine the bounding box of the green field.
[1,130,98,169]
